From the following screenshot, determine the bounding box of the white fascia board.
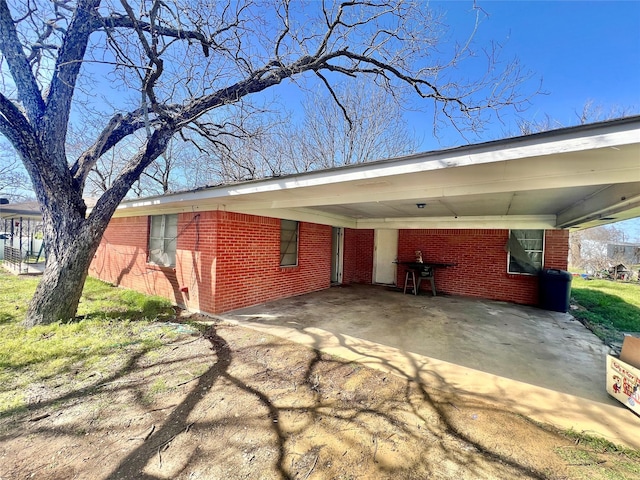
[224,124,639,196]
[113,201,557,230]
[112,201,358,228]
[114,120,640,214]
[559,199,640,229]
[112,202,226,218]
[569,205,640,231]
[225,206,357,228]
[556,184,640,228]
[0,212,42,220]
[356,215,558,230]
[265,154,640,210]
[222,130,640,197]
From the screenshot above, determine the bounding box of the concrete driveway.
[221,284,640,449]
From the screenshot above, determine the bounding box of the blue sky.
[417,1,640,240]
[411,0,640,145]
[276,1,639,146]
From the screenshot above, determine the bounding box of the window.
[148,214,178,266]
[507,229,544,274]
[280,220,299,266]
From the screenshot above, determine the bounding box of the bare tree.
[85,135,195,196]
[282,81,419,172]
[200,135,275,183]
[518,100,639,134]
[195,82,422,184]
[182,108,288,184]
[0,0,533,326]
[139,139,190,194]
[0,142,30,201]
[576,100,638,126]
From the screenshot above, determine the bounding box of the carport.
[0,200,45,274]
[222,284,640,449]
[106,116,640,313]
[97,117,640,448]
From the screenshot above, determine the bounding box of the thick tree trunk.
[21,128,173,327]
[24,214,103,327]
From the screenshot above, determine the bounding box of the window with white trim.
[280,220,299,266]
[148,214,178,267]
[507,229,544,274]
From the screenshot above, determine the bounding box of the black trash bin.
[539,269,572,313]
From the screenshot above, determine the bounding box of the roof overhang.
[0,201,42,221]
[114,116,640,231]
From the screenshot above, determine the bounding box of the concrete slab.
[221,284,640,449]
[1,262,45,275]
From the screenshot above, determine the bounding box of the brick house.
[89,117,640,315]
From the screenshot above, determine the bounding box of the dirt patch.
[1,317,638,480]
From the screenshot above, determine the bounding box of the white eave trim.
[356,215,558,230]
[113,118,640,216]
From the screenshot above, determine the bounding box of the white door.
[373,229,398,285]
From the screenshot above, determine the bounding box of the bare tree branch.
[316,71,353,130]
[44,0,101,158]
[0,0,45,120]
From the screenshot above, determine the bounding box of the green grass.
[570,277,640,345]
[0,272,174,325]
[0,269,177,416]
[78,276,175,321]
[563,429,640,458]
[143,378,171,405]
[555,429,640,480]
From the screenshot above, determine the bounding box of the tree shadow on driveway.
[3,319,630,479]
[100,324,556,480]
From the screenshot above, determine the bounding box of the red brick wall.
[342,228,374,284]
[91,217,569,311]
[543,229,570,269]
[174,211,218,313]
[89,215,183,304]
[212,212,331,312]
[397,229,569,305]
[90,211,332,314]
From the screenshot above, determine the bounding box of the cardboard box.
[606,336,640,415]
[621,335,640,369]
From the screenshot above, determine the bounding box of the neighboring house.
[0,199,96,266]
[85,117,640,313]
[607,263,633,281]
[607,242,640,266]
[0,201,43,265]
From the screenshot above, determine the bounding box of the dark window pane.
[280,220,298,266]
[508,229,544,274]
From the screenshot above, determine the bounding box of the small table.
[395,261,457,296]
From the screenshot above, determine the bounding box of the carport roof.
[5,118,637,231]
[0,201,42,220]
[0,198,99,221]
[114,115,640,230]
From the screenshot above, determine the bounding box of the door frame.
[331,227,344,284]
